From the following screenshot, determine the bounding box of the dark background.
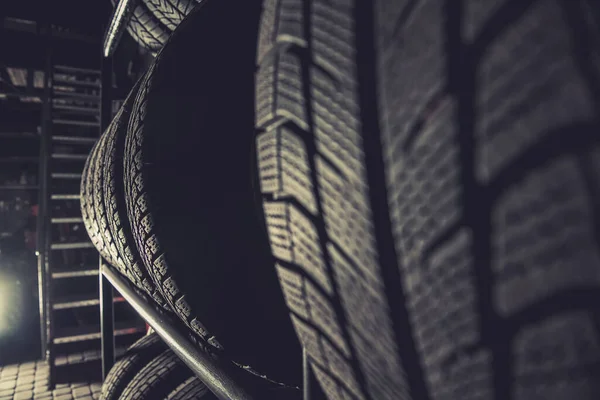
[0,0,141,365]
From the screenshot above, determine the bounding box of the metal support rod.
[101,32,114,131]
[100,12,116,379]
[100,259,115,379]
[102,0,139,57]
[36,19,52,365]
[102,265,254,400]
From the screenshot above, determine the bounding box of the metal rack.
[34,10,145,388]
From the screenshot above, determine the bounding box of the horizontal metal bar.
[52,135,97,144]
[0,185,38,190]
[52,153,88,161]
[51,217,84,224]
[52,268,98,279]
[54,65,101,75]
[51,172,82,179]
[53,77,101,88]
[52,91,100,102]
[0,90,43,100]
[52,119,100,127]
[102,265,254,400]
[0,157,39,163]
[54,322,144,344]
[52,104,100,114]
[53,295,125,310]
[51,242,94,250]
[51,194,80,200]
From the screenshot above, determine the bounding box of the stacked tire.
[110,0,201,53]
[101,333,216,400]
[83,0,303,392]
[80,82,169,309]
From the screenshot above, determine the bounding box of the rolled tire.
[81,132,120,268]
[119,349,194,400]
[80,140,98,254]
[144,0,200,31]
[102,79,170,306]
[100,333,167,400]
[255,0,600,399]
[166,377,217,400]
[111,0,170,53]
[124,0,302,386]
[93,126,126,269]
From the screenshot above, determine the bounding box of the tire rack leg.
[100,258,115,379]
[37,17,53,385]
[100,16,116,379]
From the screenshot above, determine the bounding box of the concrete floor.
[0,358,102,400]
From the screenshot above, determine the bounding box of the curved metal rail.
[101,264,255,400]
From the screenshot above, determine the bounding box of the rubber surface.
[111,0,170,52]
[101,80,168,306]
[81,132,121,268]
[100,333,167,400]
[119,348,194,400]
[144,0,199,31]
[93,123,126,269]
[166,377,216,400]
[255,0,600,399]
[80,140,99,257]
[124,0,302,386]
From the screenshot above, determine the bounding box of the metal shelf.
[51,266,98,279]
[54,320,144,344]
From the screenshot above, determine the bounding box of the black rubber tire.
[144,0,199,31]
[165,377,216,400]
[100,333,167,400]
[102,79,170,306]
[124,0,302,386]
[256,1,600,399]
[93,127,126,269]
[111,0,170,52]
[119,348,194,400]
[81,133,121,268]
[80,140,98,253]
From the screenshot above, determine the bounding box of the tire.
[102,80,168,306]
[111,0,170,52]
[255,0,600,400]
[100,333,167,400]
[166,377,216,400]
[93,126,126,268]
[119,348,194,400]
[124,0,302,386]
[81,133,120,268]
[80,140,99,252]
[144,0,199,31]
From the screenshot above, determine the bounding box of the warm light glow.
[0,272,23,337]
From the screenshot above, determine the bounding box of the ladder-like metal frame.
[37,8,144,387]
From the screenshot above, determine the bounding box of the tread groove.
[447,1,510,400]
[355,0,432,398]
